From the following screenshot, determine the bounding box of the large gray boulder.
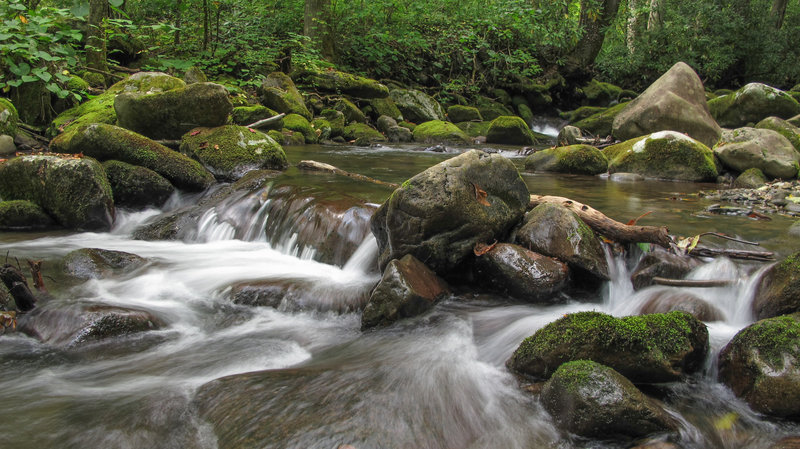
[473,243,568,302]
[612,62,722,148]
[756,116,800,152]
[257,72,312,120]
[389,89,445,123]
[371,150,529,275]
[713,128,800,179]
[605,131,718,182]
[524,144,608,175]
[752,251,800,319]
[709,83,800,128]
[115,82,232,140]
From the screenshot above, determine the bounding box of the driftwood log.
[652,277,734,287]
[689,247,774,261]
[529,194,672,248]
[246,113,286,130]
[298,160,400,189]
[0,264,37,312]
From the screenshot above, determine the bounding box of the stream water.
[1,144,799,449]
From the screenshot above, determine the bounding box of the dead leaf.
[747,211,771,221]
[19,15,28,24]
[627,211,653,226]
[471,183,491,207]
[198,142,208,149]
[248,128,257,133]
[214,144,220,150]
[474,240,498,256]
[190,130,202,136]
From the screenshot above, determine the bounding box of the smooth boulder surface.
[472,243,568,302]
[180,125,288,181]
[573,102,628,137]
[486,116,537,145]
[371,150,529,275]
[447,105,482,123]
[524,144,608,175]
[389,89,445,123]
[361,254,450,329]
[752,251,800,319]
[756,116,800,152]
[606,131,718,181]
[63,248,148,280]
[0,155,114,230]
[103,160,175,209]
[0,200,54,231]
[257,72,312,120]
[732,167,768,188]
[411,120,470,144]
[541,360,678,439]
[638,289,724,322]
[709,83,800,128]
[718,313,800,418]
[630,248,702,290]
[713,128,800,179]
[508,311,709,383]
[612,62,721,148]
[50,123,214,191]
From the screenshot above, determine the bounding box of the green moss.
[343,123,385,145]
[552,360,601,393]
[412,120,470,144]
[283,113,318,144]
[573,102,629,136]
[755,116,800,151]
[302,70,389,98]
[398,120,417,131]
[0,98,19,137]
[474,95,513,121]
[733,314,800,369]
[560,106,606,123]
[0,200,54,230]
[66,75,90,92]
[321,109,346,137]
[581,79,623,106]
[267,129,285,144]
[447,105,483,122]
[525,144,608,175]
[231,106,283,130]
[606,132,717,181]
[486,116,536,145]
[312,118,332,140]
[334,98,366,124]
[456,121,492,138]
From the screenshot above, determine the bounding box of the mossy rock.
[284,130,306,146]
[492,88,513,107]
[312,118,332,140]
[50,123,214,191]
[412,120,470,144]
[752,251,800,319]
[334,98,366,124]
[267,130,285,145]
[718,313,800,418]
[302,70,389,98]
[257,72,311,120]
[606,131,718,181]
[231,106,284,130]
[0,98,19,137]
[581,79,623,107]
[713,127,800,179]
[389,89,445,123]
[486,116,537,145]
[180,125,287,181]
[183,66,208,84]
[66,75,89,92]
[343,123,385,146]
[82,72,106,88]
[508,311,709,383]
[283,114,318,144]
[525,144,608,175]
[560,106,606,124]
[756,116,800,152]
[573,102,629,137]
[732,167,768,188]
[447,105,482,123]
[516,103,534,125]
[366,97,403,121]
[709,83,800,128]
[398,120,417,131]
[102,160,174,209]
[321,109,346,137]
[0,200,55,231]
[474,95,513,121]
[0,155,114,230]
[456,121,492,138]
[789,114,800,127]
[62,248,148,281]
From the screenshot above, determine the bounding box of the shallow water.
[1,144,798,449]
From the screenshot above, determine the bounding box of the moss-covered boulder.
[333,97,366,124]
[573,102,629,137]
[50,123,214,191]
[389,89,445,123]
[508,311,709,383]
[0,98,19,137]
[561,106,606,124]
[102,160,174,209]
[371,150,529,274]
[257,72,312,120]
[231,105,284,130]
[752,251,800,319]
[709,83,800,128]
[556,125,582,146]
[447,105,482,123]
[733,167,768,188]
[485,116,537,145]
[606,131,718,181]
[0,155,114,230]
[516,103,534,125]
[541,360,679,440]
[63,248,147,280]
[180,125,287,181]
[525,144,608,175]
[312,118,332,140]
[343,123,386,146]
[475,95,514,121]
[756,116,800,152]
[412,120,470,144]
[0,200,54,231]
[718,313,800,418]
[303,70,389,98]
[365,97,403,122]
[376,115,397,133]
[114,82,232,140]
[613,62,722,148]
[321,109,346,137]
[183,66,208,84]
[713,128,800,179]
[283,114,318,144]
[581,79,624,107]
[361,254,449,329]
[515,203,609,283]
[789,114,800,127]
[473,243,568,302]
[456,121,492,138]
[0,135,15,156]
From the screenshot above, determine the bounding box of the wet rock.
[610,172,645,182]
[524,144,608,175]
[732,167,768,189]
[540,360,679,439]
[714,128,800,179]
[376,115,398,133]
[638,289,724,322]
[573,102,629,137]
[0,200,55,231]
[0,134,15,156]
[515,203,609,283]
[301,70,389,98]
[612,62,721,148]
[62,248,147,280]
[486,116,537,145]
[103,160,175,209]
[366,97,403,122]
[631,249,702,290]
[412,120,470,144]
[50,123,214,191]
[371,150,529,275]
[718,313,800,418]
[769,437,800,449]
[557,125,582,146]
[709,83,800,128]
[257,72,312,120]
[361,254,449,329]
[229,280,294,308]
[447,105,482,123]
[0,155,114,231]
[385,125,413,143]
[343,123,386,145]
[752,251,800,319]
[389,89,445,123]
[508,311,709,383]
[333,98,366,124]
[0,98,19,137]
[230,105,284,130]
[472,243,568,302]
[605,131,718,182]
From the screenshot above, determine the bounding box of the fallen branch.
[697,232,760,246]
[154,139,182,149]
[109,64,140,74]
[0,264,37,312]
[652,277,734,287]
[529,194,672,248]
[689,247,774,261]
[246,113,286,129]
[27,260,48,294]
[81,66,125,80]
[298,160,400,189]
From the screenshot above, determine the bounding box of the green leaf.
[33,70,52,83]
[7,79,23,88]
[36,51,59,62]
[21,75,37,83]
[70,2,90,17]
[9,61,30,76]
[109,0,124,6]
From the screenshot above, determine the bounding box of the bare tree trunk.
[769,0,788,29]
[87,0,109,72]
[626,0,639,53]
[647,0,662,30]
[174,0,182,46]
[563,0,623,79]
[202,0,210,52]
[304,0,334,60]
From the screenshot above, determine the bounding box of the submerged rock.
[103,160,175,209]
[714,128,800,179]
[62,248,147,280]
[605,131,718,182]
[524,144,608,175]
[472,243,568,302]
[709,83,800,128]
[752,251,800,319]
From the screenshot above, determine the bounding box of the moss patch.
[412,120,470,144]
[0,98,19,137]
[456,121,491,138]
[231,106,283,130]
[606,131,717,181]
[180,125,287,180]
[0,200,54,230]
[283,114,318,144]
[573,102,629,137]
[343,123,385,145]
[447,105,483,122]
[525,144,608,175]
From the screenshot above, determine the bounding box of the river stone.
[447,105,482,123]
[179,125,288,181]
[732,167,768,188]
[524,144,608,175]
[0,98,19,137]
[638,289,724,322]
[574,102,629,137]
[114,82,232,140]
[0,134,16,155]
[321,109,346,137]
[303,70,389,98]
[63,248,148,280]
[718,313,800,418]
[19,301,163,346]
[231,105,284,130]
[475,95,514,121]
[284,113,319,144]
[752,251,800,319]
[508,311,709,383]
[540,360,679,440]
[606,131,718,182]
[257,72,312,120]
[366,97,403,122]
[557,125,582,146]
[0,155,114,230]
[0,200,54,231]
[713,128,800,179]
[361,254,449,329]
[103,160,175,209]
[612,62,721,148]
[389,89,445,123]
[630,248,702,290]
[456,121,492,139]
[376,115,398,133]
[412,120,470,144]
[386,125,413,143]
[49,123,214,191]
[756,116,800,152]
[515,203,609,283]
[371,150,529,275]
[343,123,386,145]
[581,79,624,107]
[333,98,366,124]
[472,243,568,302]
[486,116,537,145]
[709,83,800,128]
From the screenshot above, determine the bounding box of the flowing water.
[1,144,799,449]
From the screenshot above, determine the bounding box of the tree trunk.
[647,0,662,30]
[304,0,334,60]
[769,0,788,29]
[563,0,623,79]
[174,0,182,46]
[86,0,109,72]
[626,0,639,53]
[202,0,210,52]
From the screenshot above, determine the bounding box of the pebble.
[700,179,800,218]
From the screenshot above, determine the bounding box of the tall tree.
[626,0,640,53]
[563,0,623,79]
[647,0,662,30]
[770,0,788,29]
[304,0,334,60]
[86,0,109,72]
